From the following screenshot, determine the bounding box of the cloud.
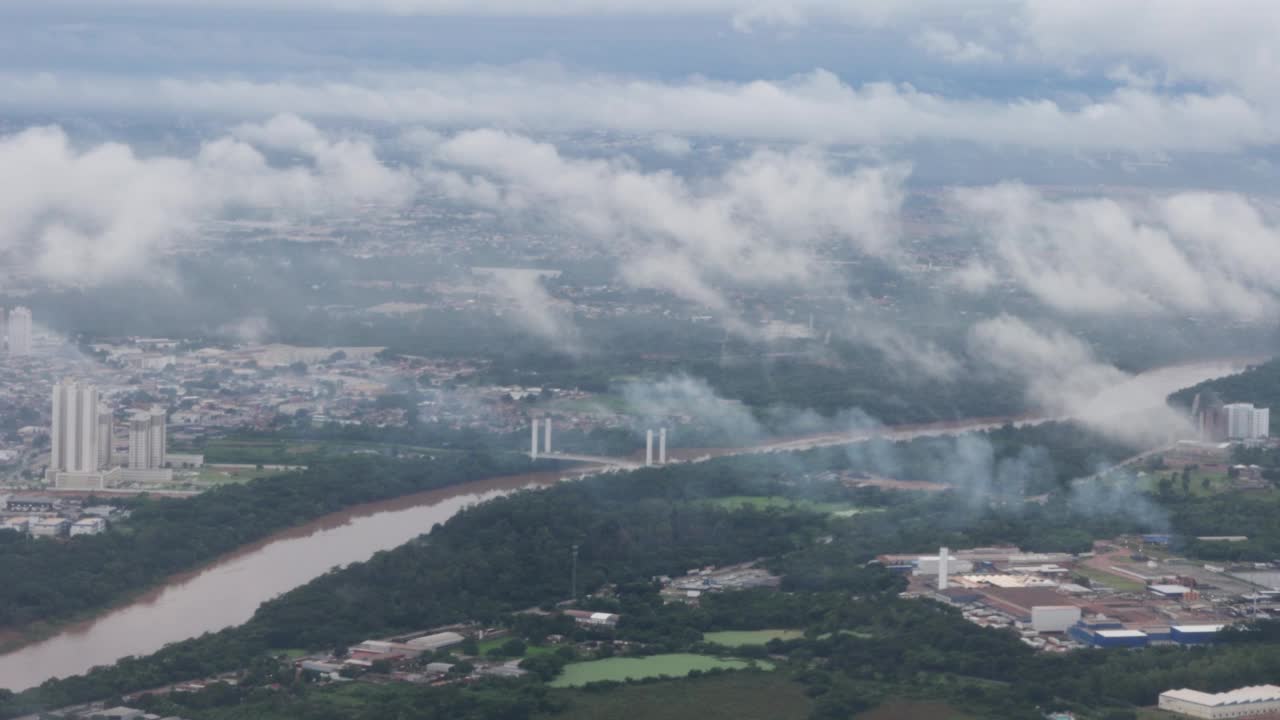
[0,116,415,286]
[650,134,692,157]
[422,129,907,331]
[473,268,583,354]
[951,183,1280,320]
[0,67,1270,154]
[967,315,1190,444]
[914,29,1001,64]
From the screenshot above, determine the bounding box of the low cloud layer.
[2,68,1268,155]
[967,315,1194,444]
[424,129,906,333]
[0,115,412,285]
[953,184,1280,320]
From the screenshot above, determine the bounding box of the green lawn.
[475,637,557,658]
[547,670,811,720]
[704,496,868,515]
[549,654,767,688]
[1073,565,1147,593]
[187,466,285,484]
[702,629,803,647]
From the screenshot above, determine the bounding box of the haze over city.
[3,2,1280,719]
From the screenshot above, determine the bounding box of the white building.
[1159,685,1280,718]
[51,381,101,475]
[70,517,107,536]
[30,517,68,538]
[129,407,167,469]
[1224,403,1270,440]
[7,306,31,355]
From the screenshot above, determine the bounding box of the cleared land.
[702,629,803,646]
[549,654,761,688]
[548,670,811,720]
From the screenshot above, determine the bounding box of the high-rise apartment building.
[1224,402,1270,440]
[129,407,168,469]
[97,408,113,469]
[51,380,101,474]
[8,306,31,355]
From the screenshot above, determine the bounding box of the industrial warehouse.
[884,538,1280,652]
[1159,685,1280,718]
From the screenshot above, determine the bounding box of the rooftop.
[1162,685,1280,707]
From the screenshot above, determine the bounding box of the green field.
[549,654,764,688]
[1073,565,1147,593]
[187,466,286,485]
[702,629,803,647]
[705,496,867,515]
[549,670,811,720]
[475,637,556,658]
[197,437,473,465]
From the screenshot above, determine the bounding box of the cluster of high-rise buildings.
[1192,393,1271,442]
[1,306,33,355]
[47,380,170,489]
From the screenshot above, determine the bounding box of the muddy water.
[0,469,572,691]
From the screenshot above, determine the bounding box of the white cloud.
[650,133,692,157]
[967,315,1190,444]
[0,116,414,285]
[914,29,1001,64]
[951,183,1280,320]
[0,67,1270,154]
[421,129,906,329]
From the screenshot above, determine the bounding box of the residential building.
[7,306,31,355]
[51,381,101,474]
[1225,403,1270,440]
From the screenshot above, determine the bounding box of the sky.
[4,0,1280,429]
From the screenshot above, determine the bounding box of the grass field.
[186,466,285,484]
[475,637,557,658]
[548,670,811,720]
[198,437,472,465]
[704,496,868,515]
[549,654,765,688]
[702,629,803,647]
[1074,565,1148,593]
[855,700,977,720]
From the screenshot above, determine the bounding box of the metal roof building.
[1159,684,1280,718]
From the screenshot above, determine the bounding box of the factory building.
[1068,621,1149,648]
[70,517,107,536]
[1170,624,1225,644]
[1159,685,1280,719]
[405,631,465,652]
[1030,606,1082,633]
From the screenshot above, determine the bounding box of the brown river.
[0,357,1255,690]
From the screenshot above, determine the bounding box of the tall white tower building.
[150,407,167,468]
[129,407,168,469]
[51,380,101,474]
[8,306,32,355]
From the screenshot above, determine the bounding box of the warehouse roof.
[1162,685,1280,707]
[1095,629,1146,638]
[1171,624,1225,633]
